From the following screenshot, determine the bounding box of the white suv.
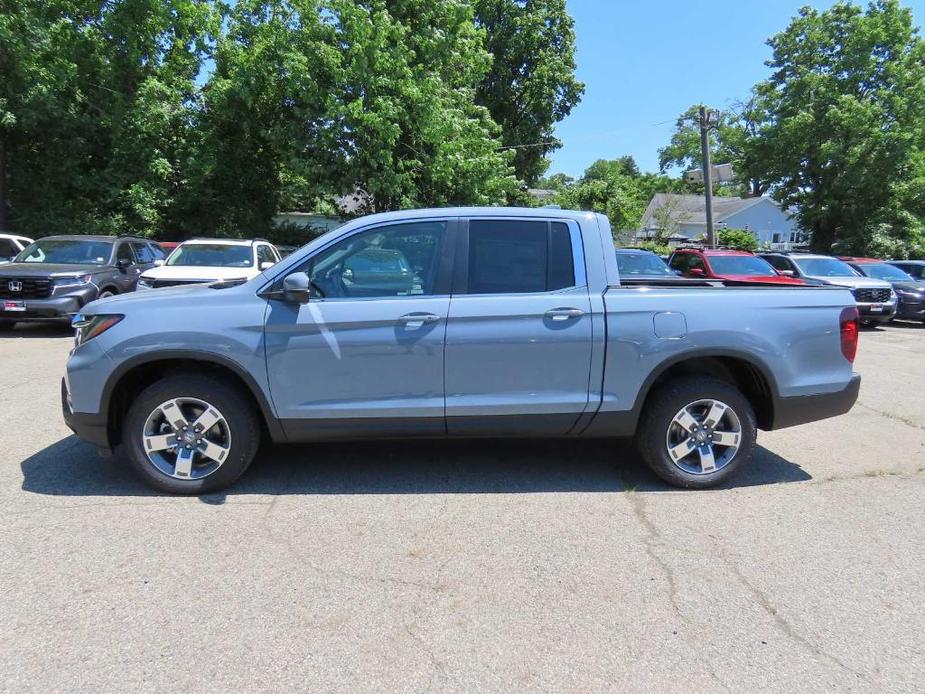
[137,239,281,289]
[0,234,35,263]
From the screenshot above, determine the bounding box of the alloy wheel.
[665,398,742,475]
[141,397,231,480]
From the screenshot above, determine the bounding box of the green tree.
[555,159,647,232]
[474,0,584,184]
[189,0,516,236]
[658,99,768,198]
[753,0,925,253]
[1,0,215,237]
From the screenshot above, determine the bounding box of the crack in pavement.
[855,401,925,431]
[713,550,871,685]
[623,484,733,694]
[624,480,873,687]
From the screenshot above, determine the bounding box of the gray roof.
[640,194,770,229]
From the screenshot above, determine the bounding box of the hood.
[892,280,925,293]
[0,262,106,278]
[714,273,806,285]
[806,275,892,290]
[139,264,258,283]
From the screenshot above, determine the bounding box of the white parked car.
[137,238,281,289]
[0,234,35,263]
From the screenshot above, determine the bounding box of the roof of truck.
[341,207,597,225]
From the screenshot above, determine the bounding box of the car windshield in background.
[166,245,253,267]
[708,255,778,276]
[856,263,914,281]
[616,252,675,276]
[14,239,112,265]
[794,257,859,278]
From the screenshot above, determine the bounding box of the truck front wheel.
[122,373,261,494]
[636,377,757,489]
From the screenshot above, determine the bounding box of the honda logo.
[8,281,22,292]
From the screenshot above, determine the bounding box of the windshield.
[708,255,778,276]
[616,252,674,276]
[794,257,859,278]
[166,244,253,267]
[14,239,112,265]
[854,263,913,281]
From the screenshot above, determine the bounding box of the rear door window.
[466,220,576,294]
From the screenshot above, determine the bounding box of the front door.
[444,218,593,436]
[264,219,455,439]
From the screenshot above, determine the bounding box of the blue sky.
[548,0,925,178]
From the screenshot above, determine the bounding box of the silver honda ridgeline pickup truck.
[62,208,861,494]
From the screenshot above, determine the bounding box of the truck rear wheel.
[636,377,757,489]
[122,373,261,494]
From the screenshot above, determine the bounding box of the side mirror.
[117,258,132,270]
[779,269,795,277]
[282,272,311,304]
[688,267,705,277]
[153,259,164,267]
[259,261,275,271]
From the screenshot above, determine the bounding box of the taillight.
[839,307,859,363]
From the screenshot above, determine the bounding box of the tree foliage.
[1,0,582,239]
[752,0,925,254]
[552,157,682,233]
[658,99,768,197]
[474,0,584,184]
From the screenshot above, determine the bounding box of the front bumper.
[856,301,897,323]
[0,287,96,321]
[769,374,861,430]
[61,377,110,450]
[896,296,925,321]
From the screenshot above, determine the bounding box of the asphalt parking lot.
[1,322,924,693]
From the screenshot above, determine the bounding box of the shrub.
[717,227,758,252]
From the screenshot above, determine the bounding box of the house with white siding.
[638,194,808,249]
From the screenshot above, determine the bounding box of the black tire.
[635,376,757,489]
[122,372,261,494]
[98,289,116,299]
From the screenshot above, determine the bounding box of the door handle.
[398,313,440,329]
[545,307,584,321]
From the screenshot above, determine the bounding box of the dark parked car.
[843,257,925,323]
[888,259,925,281]
[0,235,160,328]
[614,248,678,279]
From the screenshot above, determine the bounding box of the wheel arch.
[101,351,285,449]
[635,350,778,431]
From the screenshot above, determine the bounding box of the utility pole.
[699,106,716,247]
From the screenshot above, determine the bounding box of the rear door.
[444,218,593,436]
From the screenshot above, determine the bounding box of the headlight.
[896,288,924,299]
[72,313,124,346]
[53,274,92,288]
[137,277,153,289]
